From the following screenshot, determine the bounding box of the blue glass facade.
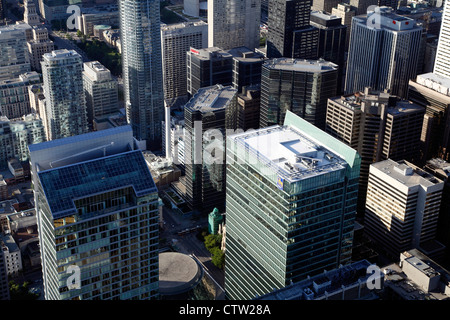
[35,150,160,300]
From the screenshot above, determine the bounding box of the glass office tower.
[29,126,160,300]
[119,0,165,150]
[225,111,360,300]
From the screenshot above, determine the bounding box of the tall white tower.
[119,0,165,150]
[434,0,450,78]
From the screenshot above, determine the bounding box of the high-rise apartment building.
[207,0,260,50]
[119,0,165,149]
[259,58,338,130]
[186,46,265,97]
[29,126,160,300]
[183,84,237,214]
[326,87,425,214]
[364,159,444,260]
[0,24,32,81]
[345,7,422,98]
[225,110,361,300]
[266,0,318,59]
[161,21,208,105]
[82,61,119,127]
[433,0,450,78]
[0,71,41,120]
[0,114,46,165]
[41,49,88,141]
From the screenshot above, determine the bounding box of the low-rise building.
[0,233,22,276]
[382,249,450,300]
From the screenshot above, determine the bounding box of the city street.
[49,30,90,62]
[160,205,225,290]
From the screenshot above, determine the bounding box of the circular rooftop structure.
[159,252,203,297]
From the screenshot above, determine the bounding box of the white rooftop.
[264,58,338,73]
[185,84,237,113]
[371,159,442,189]
[231,125,347,182]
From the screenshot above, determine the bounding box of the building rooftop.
[29,125,134,171]
[161,20,207,31]
[382,249,450,300]
[371,159,443,189]
[330,89,423,115]
[43,49,80,61]
[263,58,338,73]
[415,72,450,97]
[159,252,203,296]
[185,84,237,113]
[255,260,379,300]
[356,6,420,32]
[188,47,233,60]
[37,149,157,219]
[229,124,347,183]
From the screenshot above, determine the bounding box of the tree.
[76,30,83,38]
[204,234,221,252]
[210,247,225,269]
[9,280,39,300]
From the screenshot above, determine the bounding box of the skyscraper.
[259,58,338,130]
[183,84,237,214]
[160,21,208,105]
[208,0,260,50]
[225,110,360,300]
[345,7,422,98]
[434,0,450,78]
[310,11,347,93]
[29,126,160,300]
[408,73,450,164]
[266,0,318,59]
[0,114,46,165]
[186,46,265,97]
[0,71,41,120]
[0,24,32,81]
[82,61,119,127]
[41,49,88,141]
[331,3,356,50]
[119,0,165,150]
[326,87,425,215]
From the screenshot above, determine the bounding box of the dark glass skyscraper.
[266,0,318,59]
[119,0,165,150]
[183,85,237,214]
[260,58,338,130]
